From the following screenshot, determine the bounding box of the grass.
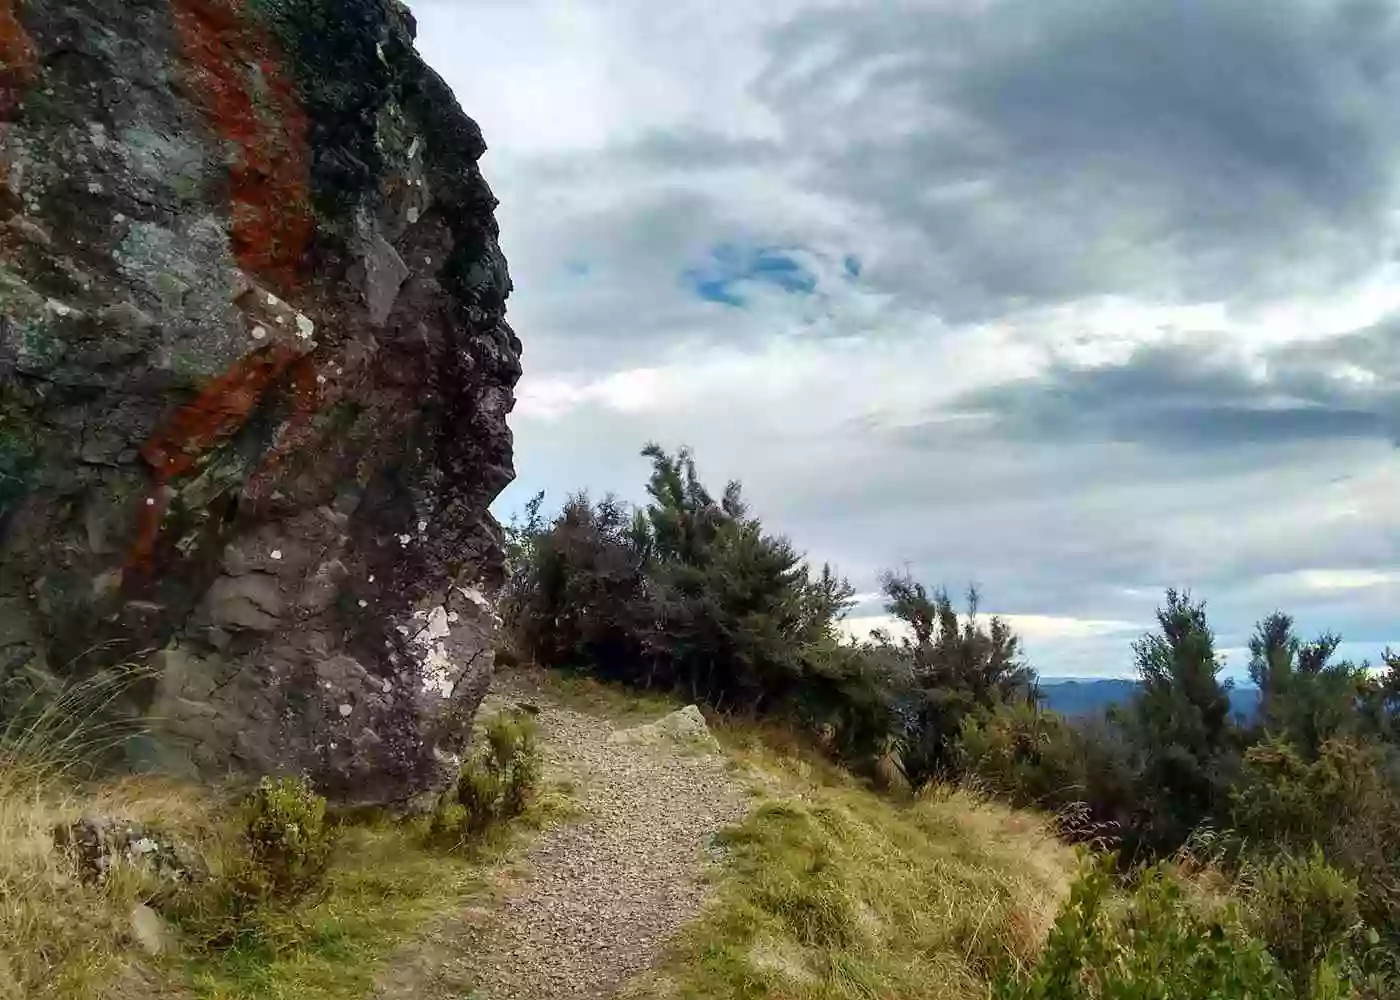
[538,673,1076,1000]
[660,784,1076,1000]
[0,672,573,1000]
[0,668,192,1000]
[0,763,210,999]
[8,663,1077,1000]
[532,667,683,723]
[1,759,571,1000]
[181,819,491,1000]
[526,665,1079,999]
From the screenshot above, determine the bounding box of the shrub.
[1250,851,1360,996]
[996,855,1293,999]
[959,701,1088,811]
[243,775,333,901]
[1233,737,1400,942]
[1233,734,1326,847]
[431,711,541,844]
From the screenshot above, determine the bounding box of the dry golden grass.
[641,725,1078,1000]
[0,753,228,998]
[0,670,202,999]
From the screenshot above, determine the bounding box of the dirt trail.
[373,670,748,1000]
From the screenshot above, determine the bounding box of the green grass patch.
[181,819,490,999]
[654,760,1076,999]
[532,668,683,723]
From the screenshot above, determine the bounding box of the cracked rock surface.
[0,0,520,803]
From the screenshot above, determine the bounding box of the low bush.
[243,775,334,901]
[1249,851,1360,997]
[959,701,1088,811]
[429,711,541,844]
[997,855,1298,1000]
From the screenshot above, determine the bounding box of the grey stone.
[361,229,412,326]
[54,815,207,888]
[608,706,720,752]
[201,574,285,632]
[128,903,169,957]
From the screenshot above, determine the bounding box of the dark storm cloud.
[761,0,1400,318]
[944,326,1400,450]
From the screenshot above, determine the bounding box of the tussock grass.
[0,671,569,1000]
[0,668,193,1000]
[656,736,1077,999]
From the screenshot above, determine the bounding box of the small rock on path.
[373,669,748,1000]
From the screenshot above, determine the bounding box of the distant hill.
[1039,679,1260,721]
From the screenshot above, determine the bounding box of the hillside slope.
[436,668,1078,1000]
[2,667,1076,1000]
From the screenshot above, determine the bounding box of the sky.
[406,0,1399,679]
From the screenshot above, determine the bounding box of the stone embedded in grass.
[54,815,207,888]
[128,903,169,956]
[608,706,720,752]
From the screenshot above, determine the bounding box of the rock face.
[0,0,521,803]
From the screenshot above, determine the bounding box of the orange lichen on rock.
[240,353,328,506]
[172,0,312,293]
[128,342,301,570]
[0,0,37,120]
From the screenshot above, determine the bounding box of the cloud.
[762,0,1400,320]
[944,322,1400,451]
[408,0,1400,676]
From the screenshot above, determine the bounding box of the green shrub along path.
[372,667,749,1000]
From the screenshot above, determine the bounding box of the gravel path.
[373,669,748,1000]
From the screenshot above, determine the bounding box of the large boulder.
[0,0,521,803]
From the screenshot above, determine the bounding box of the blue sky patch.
[681,243,818,306]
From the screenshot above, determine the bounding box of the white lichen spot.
[276,315,287,325]
[398,533,411,546]
[270,549,283,561]
[425,605,451,639]
[382,680,393,693]
[295,313,315,339]
[431,746,461,769]
[447,610,460,624]
[113,213,126,224]
[87,181,102,195]
[416,519,427,532]
[338,703,352,717]
[358,599,368,608]
[410,604,457,698]
[368,574,375,583]
[265,291,280,307]
[251,325,267,340]
[459,586,492,611]
[315,374,326,384]
[144,497,156,507]
[329,741,338,750]
[407,207,420,225]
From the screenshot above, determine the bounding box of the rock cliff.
[0,0,521,803]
